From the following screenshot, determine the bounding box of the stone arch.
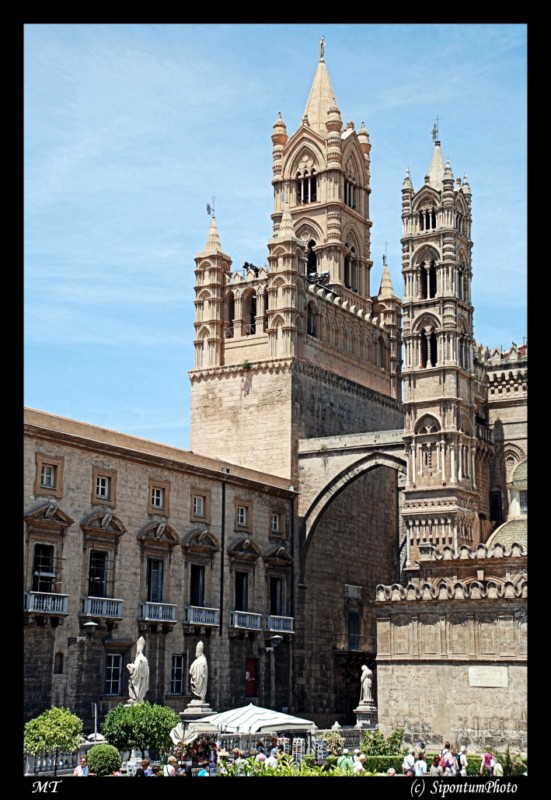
[296,219,324,245]
[300,451,407,566]
[414,413,441,434]
[412,312,440,334]
[284,142,326,179]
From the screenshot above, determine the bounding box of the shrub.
[87,743,122,776]
[362,727,404,755]
[319,730,344,755]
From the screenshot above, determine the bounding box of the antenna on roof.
[206,197,216,217]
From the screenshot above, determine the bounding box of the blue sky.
[24,23,527,449]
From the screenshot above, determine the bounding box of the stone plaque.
[468,666,508,688]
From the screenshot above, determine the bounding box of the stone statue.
[127,636,150,704]
[320,36,325,62]
[189,640,208,701]
[360,664,373,704]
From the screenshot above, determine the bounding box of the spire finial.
[383,242,388,267]
[206,196,215,218]
[320,36,325,62]
[432,115,441,143]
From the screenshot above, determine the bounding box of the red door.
[245,658,257,697]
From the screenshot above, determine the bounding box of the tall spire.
[303,41,339,134]
[427,140,445,189]
[277,203,298,240]
[378,264,396,300]
[205,215,222,254]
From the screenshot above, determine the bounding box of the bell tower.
[400,133,481,568]
[189,41,403,481]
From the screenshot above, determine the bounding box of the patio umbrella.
[193,703,316,734]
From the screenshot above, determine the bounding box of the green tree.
[24,707,83,777]
[101,702,179,758]
[87,743,122,776]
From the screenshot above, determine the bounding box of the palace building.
[24,42,526,752]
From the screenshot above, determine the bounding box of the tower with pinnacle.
[399,135,490,568]
[189,41,403,481]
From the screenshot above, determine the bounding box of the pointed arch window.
[296,169,317,204]
[344,245,358,291]
[226,291,235,338]
[306,240,317,275]
[243,290,257,335]
[420,259,437,299]
[420,326,438,368]
[307,301,317,337]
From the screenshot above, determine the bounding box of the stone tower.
[400,137,486,568]
[189,41,403,481]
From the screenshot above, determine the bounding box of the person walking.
[480,751,495,777]
[337,748,353,771]
[413,753,427,776]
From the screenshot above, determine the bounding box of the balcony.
[229,610,262,630]
[185,606,220,626]
[265,615,294,634]
[25,592,69,616]
[81,596,124,619]
[139,602,177,623]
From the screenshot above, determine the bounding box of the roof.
[511,459,527,485]
[486,519,527,550]
[302,60,338,134]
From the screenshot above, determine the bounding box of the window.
[105,654,123,695]
[296,170,317,204]
[151,486,164,508]
[193,496,205,517]
[54,652,64,675]
[88,550,109,598]
[489,490,503,523]
[519,491,528,515]
[147,558,164,603]
[190,564,205,607]
[270,577,283,616]
[191,489,211,523]
[148,479,170,515]
[234,500,252,531]
[35,453,64,498]
[348,610,360,651]
[170,655,185,695]
[32,543,56,593]
[235,571,249,612]
[92,466,117,507]
[96,475,111,500]
[41,463,56,489]
[271,513,281,534]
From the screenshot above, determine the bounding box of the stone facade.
[24,409,296,727]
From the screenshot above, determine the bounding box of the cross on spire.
[383,241,388,267]
[206,196,216,217]
[431,115,440,143]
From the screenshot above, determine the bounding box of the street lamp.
[265,635,283,709]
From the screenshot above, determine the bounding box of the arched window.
[296,169,317,204]
[306,240,317,275]
[344,245,357,290]
[421,327,438,368]
[377,336,386,369]
[226,292,235,338]
[243,291,257,335]
[419,259,437,299]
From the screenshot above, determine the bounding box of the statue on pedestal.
[189,641,208,702]
[127,636,149,704]
[360,664,373,704]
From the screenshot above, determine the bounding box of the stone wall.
[293,465,399,721]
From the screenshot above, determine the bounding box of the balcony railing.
[139,602,177,623]
[25,592,69,615]
[229,610,262,630]
[265,615,294,633]
[476,423,494,443]
[81,596,124,619]
[185,606,220,626]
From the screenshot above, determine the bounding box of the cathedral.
[24,42,527,752]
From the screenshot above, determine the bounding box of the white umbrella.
[193,703,316,734]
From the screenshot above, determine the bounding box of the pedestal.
[353,702,378,728]
[179,699,216,721]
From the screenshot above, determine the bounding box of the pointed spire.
[205,215,222,254]
[402,167,413,191]
[462,173,471,196]
[277,203,298,240]
[303,48,339,134]
[378,265,396,299]
[427,140,445,189]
